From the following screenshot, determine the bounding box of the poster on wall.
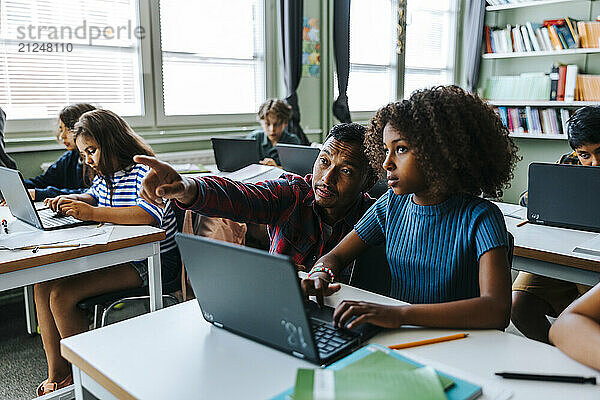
[302,17,320,78]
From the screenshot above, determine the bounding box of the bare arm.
[334,246,512,330]
[549,283,600,370]
[91,206,157,226]
[301,230,370,306]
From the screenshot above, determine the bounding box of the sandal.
[36,373,73,396]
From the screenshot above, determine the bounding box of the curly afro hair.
[365,85,520,198]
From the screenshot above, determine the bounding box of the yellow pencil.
[388,333,468,350]
[22,244,81,250]
[516,220,529,227]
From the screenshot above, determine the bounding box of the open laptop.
[527,162,600,232]
[175,233,382,365]
[211,137,260,172]
[0,166,92,230]
[275,143,320,176]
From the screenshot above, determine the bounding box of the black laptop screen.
[527,163,600,232]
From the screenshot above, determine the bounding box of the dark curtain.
[279,0,310,145]
[464,0,486,92]
[332,0,352,123]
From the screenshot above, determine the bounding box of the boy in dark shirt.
[512,106,600,343]
[24,104,95,200]
[246,99,301,166]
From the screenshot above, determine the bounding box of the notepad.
[270,344,482,400]
[293,365,446,400]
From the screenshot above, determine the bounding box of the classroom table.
[0,206,166,400]
[498,202,600,287]
[61,282,600,400]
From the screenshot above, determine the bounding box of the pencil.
[22,244,81,250]
[516,220,529,227]
[388,333,468,350]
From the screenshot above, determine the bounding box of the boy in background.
[247,99,301,166]
[512,106,600,343]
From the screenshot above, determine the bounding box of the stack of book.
[484,18,600,53]
[576,75,600,101]
[578,21,600,48]
[495,106,571,136]
[483,73,550,100]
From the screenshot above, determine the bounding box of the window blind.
[404,0,457,97]
[344,0,397,112]
[159,0,265,116]
[0,0,144,120]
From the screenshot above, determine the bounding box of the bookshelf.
[482,47,600,59]
[480,0,600,140]
[486,0,588,12]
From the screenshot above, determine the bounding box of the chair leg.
[92,304,102,330]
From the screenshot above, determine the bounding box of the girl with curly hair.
[302,85,520,330]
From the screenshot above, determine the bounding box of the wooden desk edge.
[0,230,165,275]
[515,246,600,274]
[61,343,138,400]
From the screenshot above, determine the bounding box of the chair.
[348,244,390,297]
[77,206,187,328]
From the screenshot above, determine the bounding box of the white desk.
[499,203,600,286]
[61,283,600,400]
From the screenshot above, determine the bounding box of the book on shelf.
[484,18,600,54]
[576,74,600,101]
[578,21,600,48]
[484,64,600,102]
[494,106,572,136]
[483,73,551,101]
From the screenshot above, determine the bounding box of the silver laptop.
[0,166,93,230]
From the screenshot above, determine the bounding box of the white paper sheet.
[0,221,113,250]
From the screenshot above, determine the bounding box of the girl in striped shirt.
[302,86,519,331]
[35,109,179,396]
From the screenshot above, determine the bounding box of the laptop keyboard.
[38,209,81,228]
[310,320,357,359]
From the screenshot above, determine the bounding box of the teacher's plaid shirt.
[176,173,374,270]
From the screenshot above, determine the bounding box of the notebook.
[175,233,381,366]
[271,344,482,400]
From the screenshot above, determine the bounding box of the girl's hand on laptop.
[57,199,95,221]
[45,195,75,213]
[301,273,341,308]
[333,300,403,329]
[134,155,198,207]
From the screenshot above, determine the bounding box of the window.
[0,0,144,120]
[342,0,398,112]
[404,0,457,97]
[159,0,265,116]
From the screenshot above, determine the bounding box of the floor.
[0,290,46,400]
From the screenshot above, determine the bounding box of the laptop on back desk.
[527,162,600,232]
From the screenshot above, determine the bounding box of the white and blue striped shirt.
[86,164,177,253]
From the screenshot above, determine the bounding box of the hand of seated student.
[333,300,403,329]
[134,155,198,207]
[56,198,95,221]
[45,195,76,213]
[259,158,278,167]
[301,272,341,308]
